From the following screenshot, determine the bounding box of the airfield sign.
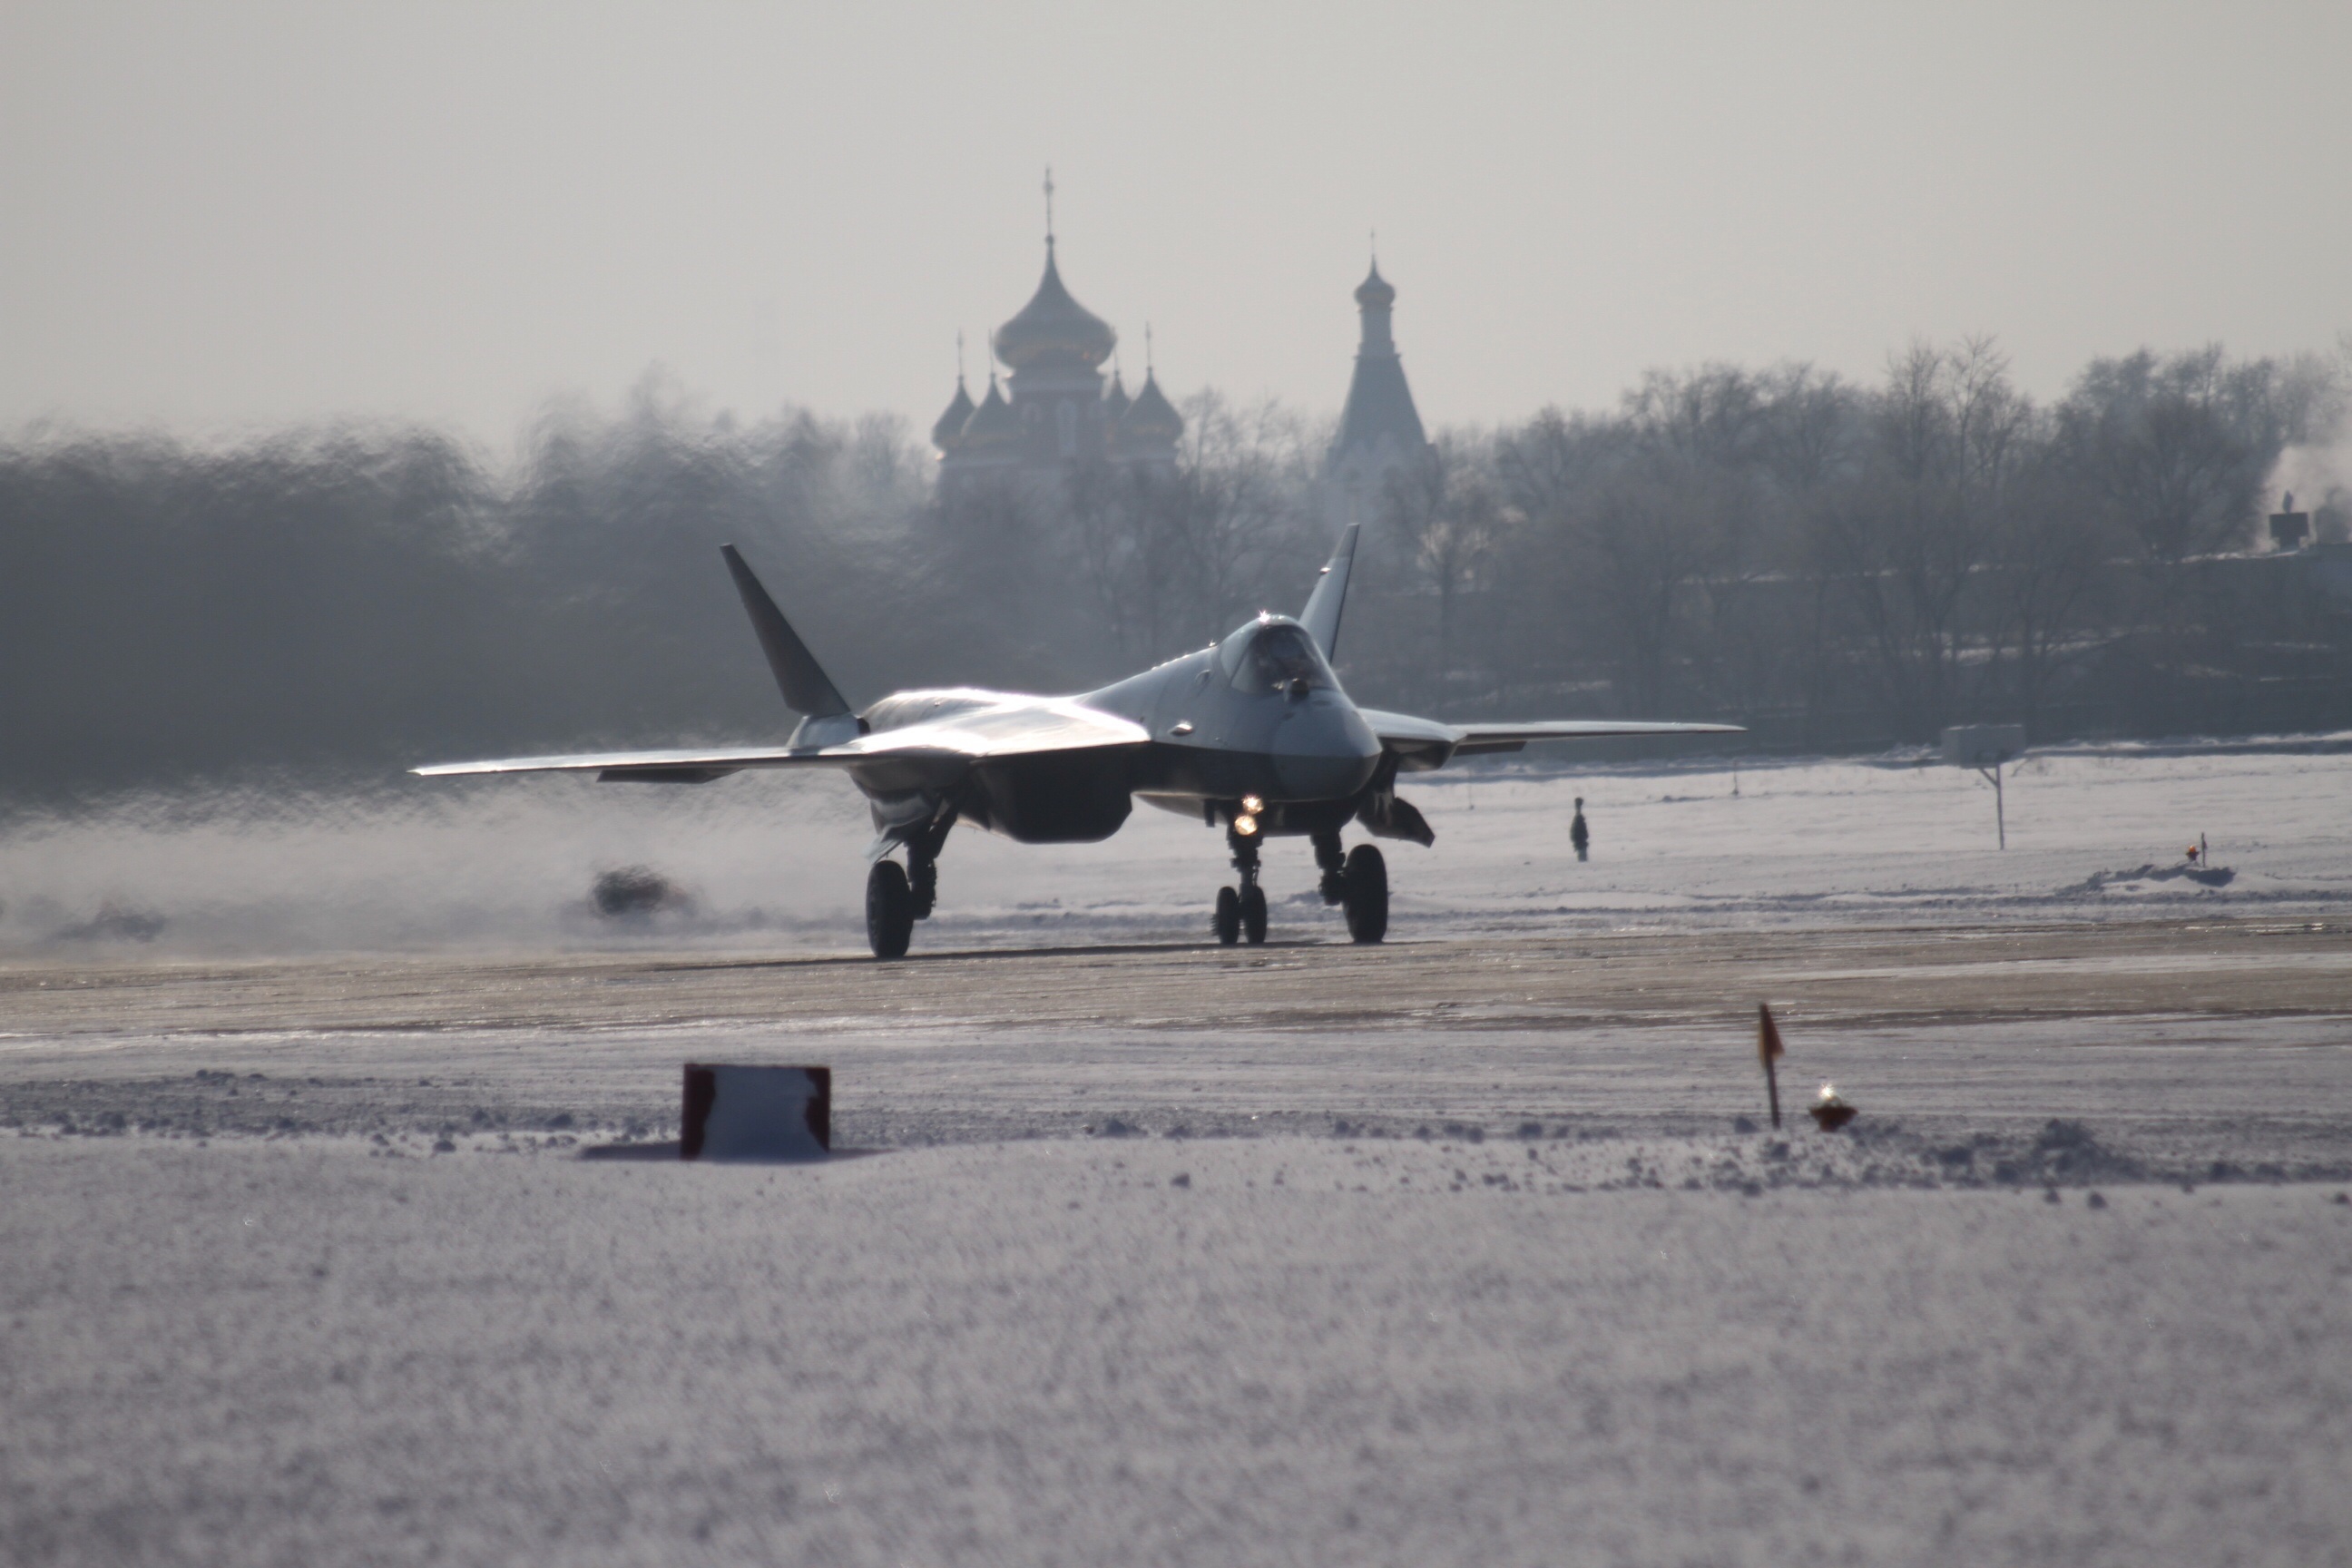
[1942,724,2025,848]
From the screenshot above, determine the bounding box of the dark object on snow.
[2064,861,2235,893]
[1570,798,1590,861]
[681,1063,829,1161]
[2269,494,2310,551]
[1808,1084,1857,1132]
[54,902,167,943]
[1758,1003,1787,1129]
[593,866,685,918]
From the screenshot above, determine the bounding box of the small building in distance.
[932,235,1183,500]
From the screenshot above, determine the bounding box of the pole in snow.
[1977,761,2006,850]
[1942,726,2024,851]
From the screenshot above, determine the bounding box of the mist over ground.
[5,740,2343,957]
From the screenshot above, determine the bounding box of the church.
[930,232,1430,513]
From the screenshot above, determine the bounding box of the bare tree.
[1378,434,1505,705]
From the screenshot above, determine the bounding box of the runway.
[7,760,2351,1563]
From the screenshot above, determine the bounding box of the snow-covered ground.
[5,741,2349,1564]
[3,738,2348,955]
[5,1138,2348,1567]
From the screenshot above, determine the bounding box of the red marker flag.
[1758,1003,1786,1130]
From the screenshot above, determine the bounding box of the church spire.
[1328,254,1426,475]
[929,330,977,455]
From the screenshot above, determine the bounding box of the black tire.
[1213,886,1241,946]
[1240,882,1268,946]
[866,859,915,960]
[1343,844,1388,945]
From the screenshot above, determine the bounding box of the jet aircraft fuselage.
[416,525,1740,955]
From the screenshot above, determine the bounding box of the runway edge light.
[681,1064,831,1161]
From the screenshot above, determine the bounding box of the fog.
[5,5,2350,438]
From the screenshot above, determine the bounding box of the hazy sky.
[4,2,2347,447]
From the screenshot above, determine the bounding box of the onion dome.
[1103,370,1132,423]
[959,374,1021,449]
[994,241,1117,370]
[1115,369,1183,449]
[1354,260,1396,310]
[930,377,976,454]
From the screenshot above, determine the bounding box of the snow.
[4,1139,2348,1566]
[5,741,2350,1563]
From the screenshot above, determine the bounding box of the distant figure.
[1570,798,1590,862]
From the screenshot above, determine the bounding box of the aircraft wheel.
[1240,882,1268,946]
[866,859,916,960]
[1342,845,1387,945]
[1213,886,1241,946]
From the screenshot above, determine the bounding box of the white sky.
[3,1,2347,446]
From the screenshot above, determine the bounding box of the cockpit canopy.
[1217,614,1339,695]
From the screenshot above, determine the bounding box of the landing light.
[1233,813,1259,837]
[1241,795,1264,814]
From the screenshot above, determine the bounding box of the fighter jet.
[416,525,1740,956]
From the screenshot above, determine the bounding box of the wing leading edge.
[411,696,1150,784]
[1357,708,1743,769]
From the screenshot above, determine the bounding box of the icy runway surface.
[5,743,2351,1563]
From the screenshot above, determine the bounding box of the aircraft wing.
[1445,720,1745,756]
[1357,708,1742,769]
[412,698,1149,784]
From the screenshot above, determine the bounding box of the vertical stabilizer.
[720,545,852,719]
[1298,524,1361,661]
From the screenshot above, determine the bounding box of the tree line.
[2,341,2346,796]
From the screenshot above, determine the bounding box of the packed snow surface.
[5,1141,2349,1567]
[5,742,2349,1563]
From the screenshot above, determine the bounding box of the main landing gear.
[1313,827,1387,945]
[1212,824,1387,947]
[866,815,952,960]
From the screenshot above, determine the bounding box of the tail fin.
[720,544,851,719]
[1298,523,1361,661]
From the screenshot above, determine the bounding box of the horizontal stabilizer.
[721,544,851,719]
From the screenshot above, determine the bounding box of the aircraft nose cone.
[1272,701,1382,799]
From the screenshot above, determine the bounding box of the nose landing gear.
[1214,822,1269,946]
